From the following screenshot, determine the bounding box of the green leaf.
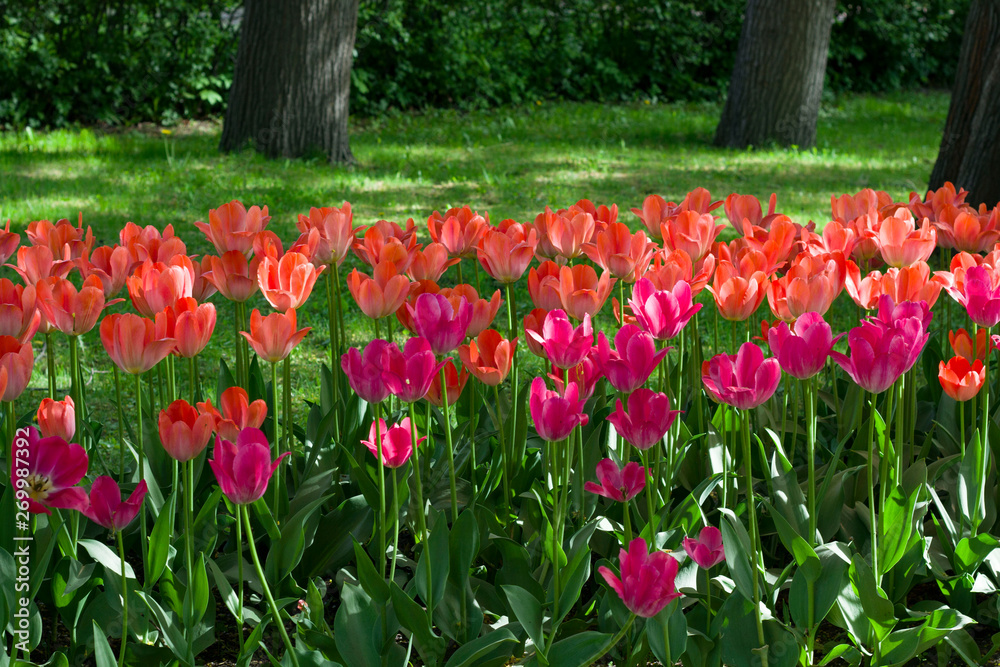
[416,508,450,610]
[719,508,754,602]
[265,495,329,584]
[848,554,895,641]
[390,582,447,667]
[878,481,920,575]
[647,600,687,665]
[79,539,135,579]
[817,644,862,666]
[954,534,1000,575]
[554,544,591,628]
[764,500,820,581]
[303,494,374,578]
[333,582,382,667]
[442,628,517,667]
[91,620,117,667]
[251,497,281,542]
[206,557,240,624]
[790,544,848,630]
[352,540,390,606]
[502,584,543,651]
[190,553,210,627]
[548,631,612,667]
[147,495,174,586]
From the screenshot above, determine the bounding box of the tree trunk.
[714,0,836,149]
[220,0,359,164]
[928,0,1000,208]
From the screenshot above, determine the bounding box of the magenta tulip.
[83,477,148,531]
[208,427,290,505]
[683,526,726,570]
[607,388,680,451]
[383,337,449,403]
[584,458,646,502]
[702,343,781,410]
[529,377,589,442]
[525,309,593,370]
[766,312,843,380]
[830,319,926,394]
[361,418,422,468]
[9,427,88,515]
[870,294,933,333]
[341,339,394,404]
[952,265,1000,328]
[407,292,472,355]
[598,537,681,618]
[597,325,670,393]
[628,278,701,341]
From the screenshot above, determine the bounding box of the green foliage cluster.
[0,0,971,128]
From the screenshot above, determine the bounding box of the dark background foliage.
[0,0,970,128]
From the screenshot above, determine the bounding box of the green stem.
[742,409,767,667]
[583,614,637,667]
[643,448,656,537]
[623,498,632,545]
[112,366,125,482]
[236,505,244,640]
[374,402,386,577]
[184,460,195,585]
[116,530,129,667]
[408,402,433,617]
[469,379,477,496]
[46,332,57,398]
[705,568,713,635]
[805,377,816,546]
[976,326,992,533]
[390,466,400,583]
[271,361,280,509]
[866,391,879,582]
[134,373,148,582]
[334,266,347,354]
[327,269,340,374]
[69,335,82,447]
[959,399,966,458]
[189,355,197,404]
[438,365,459,524]
[493,384,511,524]
[242,506,300,667]
[283,356,296,488]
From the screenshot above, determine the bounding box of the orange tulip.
[949,328,989,363]
[408,242,460,282]
[878,209,936,268]
[477,225,537,284]
[353,224,417,272]
[100,313,176,375]
[194,200,270,256]
[566,198,618,225]
[458,329,516,386]
[12,245,73,284]
[0,219,20,265]
[802,221,856,259]
[545,208,595,261]
[527,261,564,311]
[661,210,725,263]
[155,297,217,358]
[557,264,614,321]
[440,284,502,337]
[939,356,986,402]
[846,261,942,311]
[0,279,41,343]
[427,206,489,259]
[724,192,780,231]
[908,181,969,225]
[766,252,846,321]
[707,260,769,322]
[204,251,261,303]
[36,275,108,336]
[119,221,187,264]
[831,189,893,225]
[583,222,656,281]
[37,395,75,441]
[253,230,284,261]
[347,261,411,320]
[191,255,217,303]
[641,249,715,296]
[257,251,324,312]
[126,256,195,317]
[0,336,33,401]
[198,386,268,442]
[240,308,310,364]
[933,209,1000,254]
[79,245,134,298]
[522,308,549,358]
[426,360,469,407]
[295,203,361,267]
[631,194,671,241]
[26,216,94,261]
[158,399,214,462]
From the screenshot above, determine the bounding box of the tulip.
[0,219,20,265]
[427,206,489,259]
[119,222,187,264]
[934,209,1000,254]
[529,376,589,442]
[628,278,700,340]
[584,458,645,503]
[36,275,108,336]
[13,245,73,284]
[158,399,214,462]
[126,256,196,317]
[545,208,595,260]
[295,203,361,267]
[607,388,679,450]
[383,337,448,402]
[440,285,501,337]
[240,308,310,364]
[0,335,34,401]
[845,261,942,311]
[361,418,422,468]
[395,280,440,334]
[642,249,715,296]
[724,192,775,230]
[407,292,472,355]
[950,265,1000,328]
[194,200,270,256]
[0,279,40,343]
[630,194,671,241]
[832,189,893,224]
[257,251,324,312]
[702,343,781,410]
[26,217,94,260]
[766,312,842,380]
[158,298,216,359]
[869,295,933,336]
[527,261,565,312]
[766,252,846,321]
[550,349,604,402]
[878,209,936,267]
[79,244,133,298]
[803,220,856,259]
[525,309,593,370]
[341,340,394,404]
[707,261,769,322]
[209,428,289,505]
[598,538,681,618]
[426,360,469,408]
[584,222,655,281]
[204,251,261,303]
[477,226,537,283]
[37,395,75,441]
[950,328,989,363]
[9,427,88,514]
[597,325,669,393]
[683,526,725,570]
[829,320,922,395]
[197,386,268,442]
[83,477,148,531]
[353,222,418,271]
[408,243,460,282]
[557,264,614,321]
[522,308,549,359]
[347,261,411,321]
[939,356,986,402]
[458,329,516,386]
[661,210,725,263]
[100,314,175,376]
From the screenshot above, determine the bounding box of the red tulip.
[525,309,593,370]
[209,428,289,505]
[194,200,270,255]
[597,325,669,393]
[939,356,986,402]
[100,313,176,375]
[83,477,148,531]
[584,458,645,502]
[295,203,361,267]
[845,261,942,311]
[683,527,725,569]
[361,418,421,468]
[607,388,679,451]
[702,343,781,410]
[0,335,34,401]
[599,537,681,618]
[37,395,75,441]
[425,360,469,408]
[197,386,268,442]
[9,427,88,514]
[949,328,989,363]
[257,251,324,311]
[241,308,310,364]
[383,337,447,402]
[458,329,516,386]
[542,207,595,261]
[158,399,214,462]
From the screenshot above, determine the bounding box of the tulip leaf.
[79,539,135,580]
[647,600,688,665]
[553,542,591,630]
[957,433,986,528]
[415,508,450,610]
[494,538,545,604]
[877,482,918,575]
[191,553,210,627]
[502,584,544,651]
[147,491,174,586]
[817,644,862,666]
[390,581,447,666]
[205,557,240,624]
[954,534,1000,575]
[92,619,117,667]
[265,494,329,584]
[442,627,517,667]
[352,539,390,606]
[719,508,754,602]
[547,630,612,667]
[250,497,281,542]
[334,582,382,667]
[763,500,820,580]
[848,554,895,641]
[303,494,373,578]
[790,544,849,630]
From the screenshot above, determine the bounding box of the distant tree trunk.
[714,0,836,149]
[220,0,359,164]
[928,0,1000,208]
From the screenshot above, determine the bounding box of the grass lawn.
[0,90,951,467]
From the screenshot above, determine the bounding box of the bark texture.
[929,0,1000,208]
[714,0,836,149]
[220,0,359,164]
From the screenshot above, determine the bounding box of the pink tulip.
[584,458,645,502]
[361,418,423,468]
[8,427,88,515]
[628,278,701,341]
[37,395,75,441]
[683,526,725,569]
[829,320,924,394]
[83,477,148,531]
[598,538,681,618]
[766,312,843,380]
[951,265,1000,328]
[158,399,214,462]
[383,337,448,403]
[597,325,670,393]
[341,340,394,404]
[702,343,781,410]
[869,294,933,333]
[607,388,679,450]
[550,350,604,402]
[407,292,472,355]
[209,427,290,505]
[529,377,589,442]
[0,335,34,401]
[525,309,593,370]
